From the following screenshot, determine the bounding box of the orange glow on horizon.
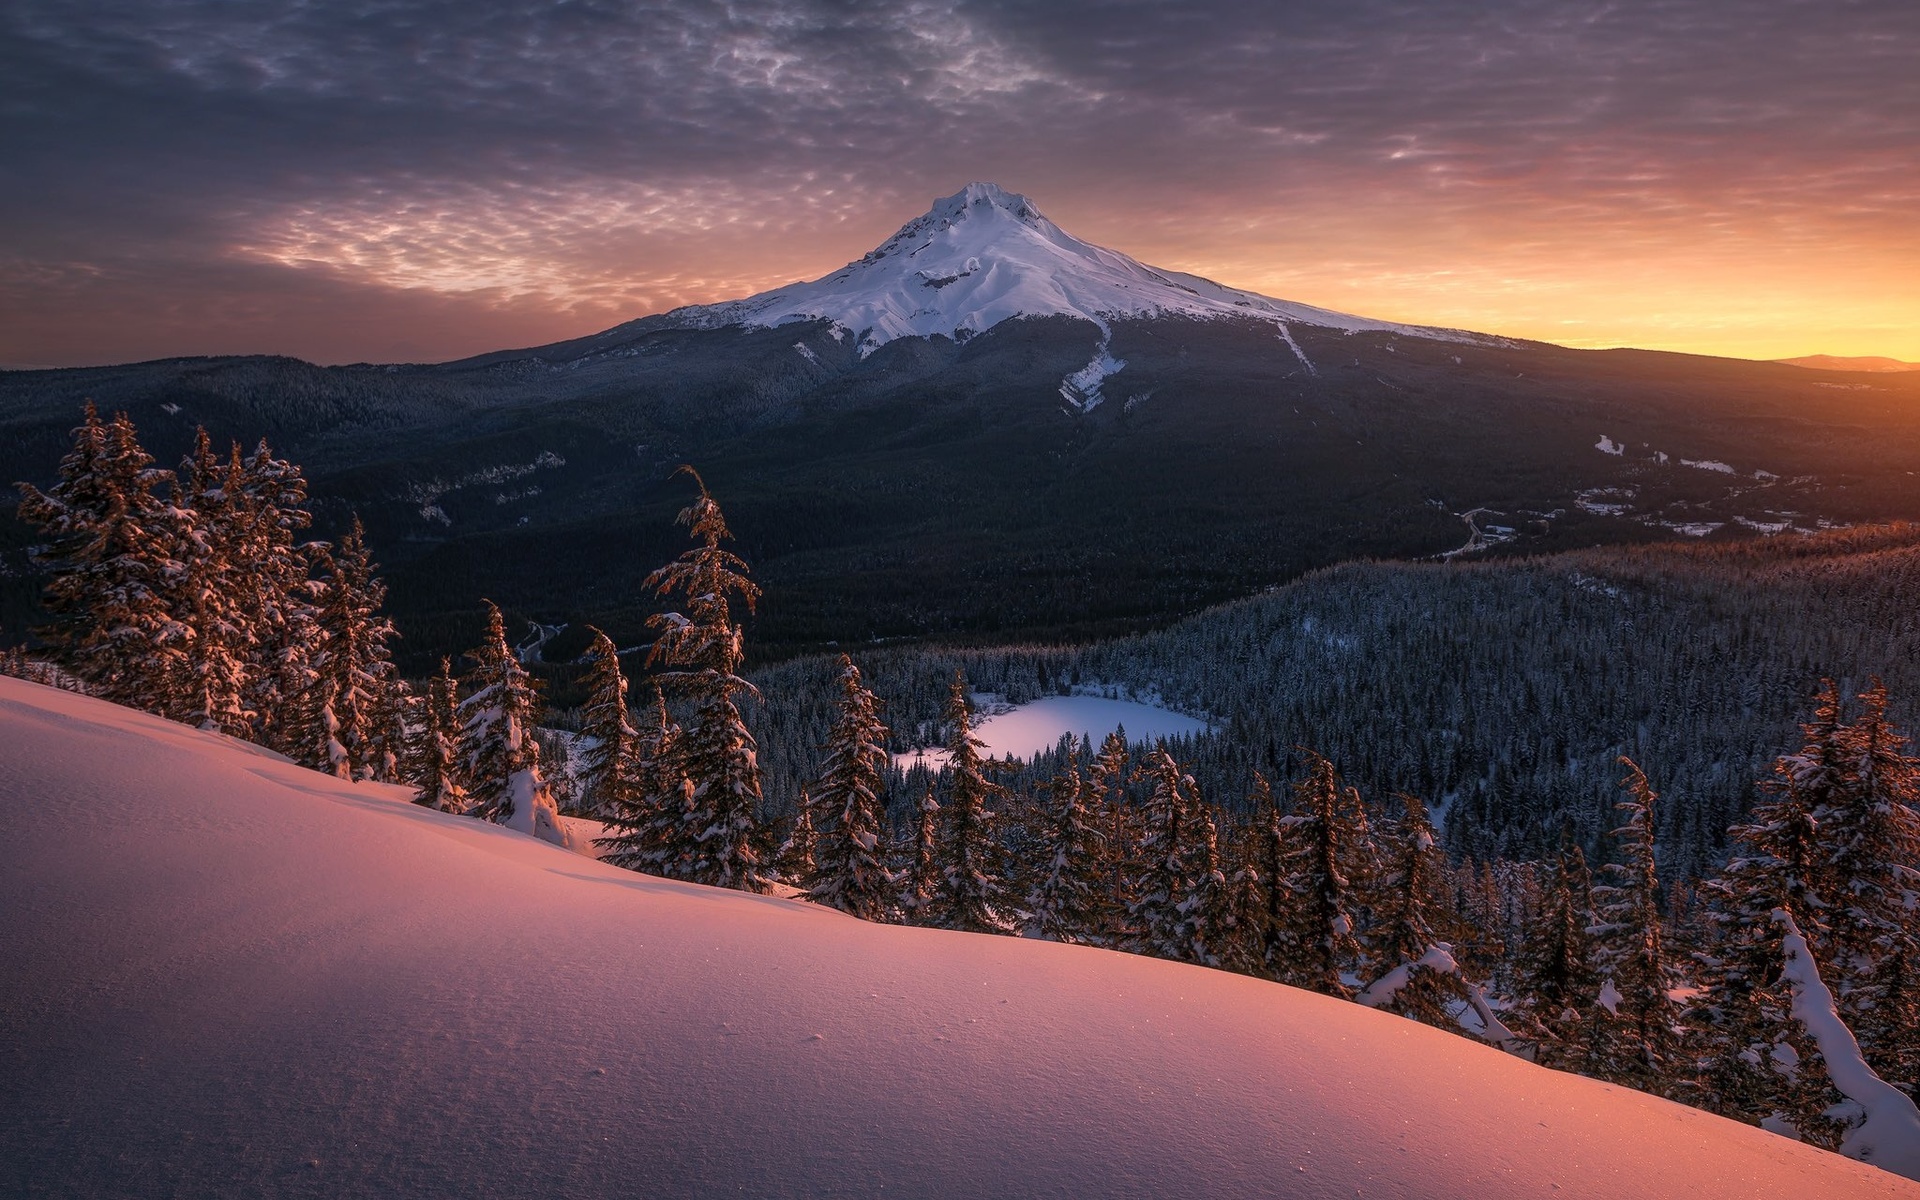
[218,180,1917,367]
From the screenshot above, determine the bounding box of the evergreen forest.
[10,403,1920,1162]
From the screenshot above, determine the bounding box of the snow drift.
[0,676,1910,1199]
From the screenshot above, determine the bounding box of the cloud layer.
[4,0,1916,365]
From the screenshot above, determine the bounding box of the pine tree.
[1587,757,1683,1095]
[1693,777,1840,1140]
[170,430,254,735]
[1023,761,1106,942]
[929,672,1009,932]
[460,600,564,844]
[1089,729,1136,945]
[233,439,316,753]
[1214,826,1273,978]
[1825,681,1920,1095]
[1273,751,1365,998]
[576,628,638,820]
[900,781,942,925]
[1176,797,1228,967]
[1366,793,1466,1028]
[644,468,768,892]
[1246,772,1292,980]
[777,793,818,886]
[1692,702,1831,1125]
[1518,844,1599,1068]
[15,405,188,712]
[1127,744,1216,962]
[411,658,470,813]
[301,518,397,781]
[598,684,688,875]
[806,655,896,920]
[367,675,414,785]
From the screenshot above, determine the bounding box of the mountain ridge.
[1776,355,1920,374]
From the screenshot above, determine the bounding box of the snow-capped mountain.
[658,182,1477,358]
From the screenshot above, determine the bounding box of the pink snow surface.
[0,677,1911,1199]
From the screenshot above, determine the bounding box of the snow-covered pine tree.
[1089,729,1137,946]
[1825,681,1920,1095]
[1128,744,1208,962]
[411,658,470,813]
[806,655,896,920]
[1518,844,1599,1069]
[1176,796,1228,967]
[776,792,818,886]
[1272,751,1365,998]
[930,671,1010,932]
[1587,757,1684,1095]
[900,781,941,925]
[170,430,254,735]
[300,518,397,781]
[15,405,189,713]
[576,628,638,820]
[1245,772,1292,980]
[233,439,317,753]
[459,600,565,844]
[1364,793,1467,1028]
[597,684,689,875]
[1692,762,1840,1141]
[644,468,768,893]
[1213,824,1272,978]
[1023,761,1106,942]
[369,675,415,785]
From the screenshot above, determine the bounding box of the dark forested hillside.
[746,526,1920,880]
[7,316,1920,665]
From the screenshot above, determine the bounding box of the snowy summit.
[661,182,1471,356]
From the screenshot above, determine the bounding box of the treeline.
[7,405,582,843]
[10,406,1920,1166]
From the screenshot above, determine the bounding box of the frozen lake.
[894,693,1212,771]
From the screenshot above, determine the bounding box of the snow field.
[894,692,1212,772]
[1,677,1911,1199]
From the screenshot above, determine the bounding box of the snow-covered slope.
[1,677,1909,1199]
[657,182,1478,356]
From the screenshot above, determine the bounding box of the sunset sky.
[3,0,1916,368]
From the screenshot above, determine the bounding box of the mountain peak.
[860,181,1055,267]
[926,181,1045,226]
[662,183,1481,354]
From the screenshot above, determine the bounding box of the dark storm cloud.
[3,0,1916,365]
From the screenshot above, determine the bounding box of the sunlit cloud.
[2,0,1916,365]
[229,175,900,316]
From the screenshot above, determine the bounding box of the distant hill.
[1776,355,1920,373]
[747,525,1920,877]
[2,676,1913,1198]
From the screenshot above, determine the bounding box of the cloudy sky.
[4,0,1916,367]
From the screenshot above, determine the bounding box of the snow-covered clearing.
[1,677,1910,1199]
[1058,339,1126,412]
[895,692,1211,771]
